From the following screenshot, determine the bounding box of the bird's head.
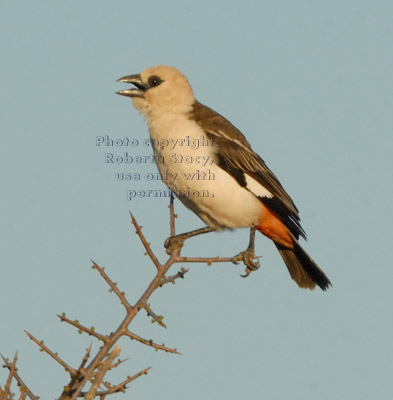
[117,65,195,117]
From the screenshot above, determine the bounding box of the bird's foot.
[232,248,260,278]
[164,235,185,255]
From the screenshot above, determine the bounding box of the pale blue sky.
[1,1,392,398]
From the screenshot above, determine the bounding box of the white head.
[117,65,195,118]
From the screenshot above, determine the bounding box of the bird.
[116,65,331,291]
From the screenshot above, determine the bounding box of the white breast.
[148,113,262,230]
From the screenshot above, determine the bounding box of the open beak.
[116,74,146,98]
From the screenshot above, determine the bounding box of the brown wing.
[190,101,306,240]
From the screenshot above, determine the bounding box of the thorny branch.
[1,353,38,400]
[1,196,251,398]
[84,346,121,400]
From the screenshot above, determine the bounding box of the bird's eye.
[148,75,163,88]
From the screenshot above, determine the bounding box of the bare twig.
[175,256,234,265]
[125,331,180,354]
[159,267,189,286]
[91,261,133,312]
[84,345,122,400]
[19,390,27,400]
[4,352,17,396]
[24,331,76,377]
[129,212,161,269]
[86,366,151,397]
[142,303,167,328]
[78,345,92,372]
[57,314,107,343]
[1,354,38,400]
[95,357,128,375]
[169,192,177,236]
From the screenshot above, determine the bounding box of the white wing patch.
[217,129,250,152]
[245,174,273,198]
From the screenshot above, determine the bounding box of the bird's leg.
[164,226,214,255]
[232,227,260,277]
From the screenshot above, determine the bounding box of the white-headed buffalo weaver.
[117,66,331,291]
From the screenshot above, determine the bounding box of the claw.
[164,227,213,255]
[232,248,261,278]
[164,236,185,255]
[240,267,253,278]
[231,253,243,265]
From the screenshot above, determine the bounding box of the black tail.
[275,237,331,291]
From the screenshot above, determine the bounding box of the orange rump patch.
[256,206,294,248]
